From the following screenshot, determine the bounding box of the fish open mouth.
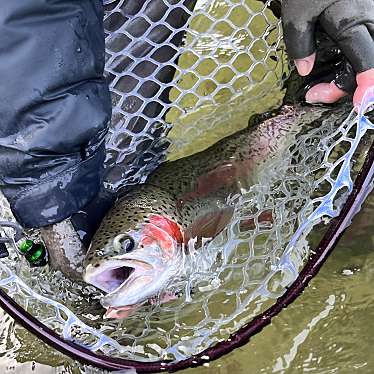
[99,266,135,293]
[84,263,136,294]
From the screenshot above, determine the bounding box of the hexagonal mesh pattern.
[0,93,373,363]
[103,0,287,190]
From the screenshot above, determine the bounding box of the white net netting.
[0,0,374,367]
[103,0,287,189]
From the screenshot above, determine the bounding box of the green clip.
[18,239,47,267]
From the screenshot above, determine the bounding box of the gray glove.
[282,0,374,95]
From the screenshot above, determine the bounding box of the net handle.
[0,113,373,372]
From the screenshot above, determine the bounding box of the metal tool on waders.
[0,221,47,267]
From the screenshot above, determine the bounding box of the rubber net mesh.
[103,0,286,188]
[0,0,374,365]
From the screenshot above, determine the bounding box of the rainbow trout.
[83,103,351,319]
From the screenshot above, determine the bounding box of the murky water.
[165,0,286,161]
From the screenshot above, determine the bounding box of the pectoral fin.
[184,206,235,244]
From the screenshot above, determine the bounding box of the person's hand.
[40,188,116,279]
[282,0,374,107]
[70,188,116,248]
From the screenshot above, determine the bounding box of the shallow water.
[165,0,286,161]
[1,190,374,373]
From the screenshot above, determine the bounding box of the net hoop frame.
[0,102,374,372]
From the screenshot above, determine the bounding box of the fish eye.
[113,234,136,253]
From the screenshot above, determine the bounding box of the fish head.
[83,186,183,317]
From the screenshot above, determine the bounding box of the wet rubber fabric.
[0,1,111,228]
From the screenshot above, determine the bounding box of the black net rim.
[0,119,373,372]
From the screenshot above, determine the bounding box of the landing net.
[0,93,373,371]
[0,0,374,372]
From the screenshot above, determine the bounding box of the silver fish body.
[83,103,351,317]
